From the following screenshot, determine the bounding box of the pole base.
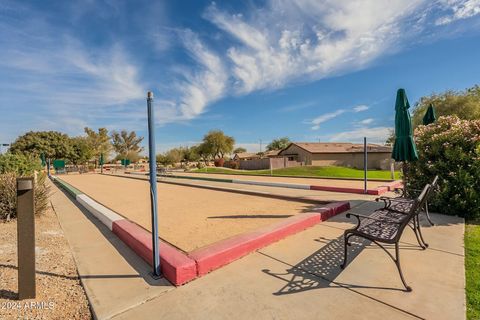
[149,271,164,280]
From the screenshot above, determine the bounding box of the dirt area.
[0,205,91,319]
[59,174,326,252]
[174,171,391,189]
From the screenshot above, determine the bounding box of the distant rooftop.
[284,142,392,154]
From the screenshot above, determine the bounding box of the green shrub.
[0,153,50,221]
[407,116,480,219]
[0,153,42,175]
[0,172,50,221]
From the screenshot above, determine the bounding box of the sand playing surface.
[59,174,323,252]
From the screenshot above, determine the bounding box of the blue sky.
[1,0,480,152]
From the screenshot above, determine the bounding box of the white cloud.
[159,30,228,123]
[436,0,480,25]
[358,118,374,125]
[353,105,370,112]
[310,109,346,130]
[329,126,392,144]
[203,0,426,95]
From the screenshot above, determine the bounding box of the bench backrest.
[431,175,439,190]
[395,184,431,238]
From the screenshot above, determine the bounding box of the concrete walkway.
[50,181,465,320]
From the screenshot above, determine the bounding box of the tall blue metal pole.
[147,91,161,277]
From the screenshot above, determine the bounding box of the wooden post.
[17,177,36,299]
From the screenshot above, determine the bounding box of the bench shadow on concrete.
[261,208,462,296]
[54,187,170,287]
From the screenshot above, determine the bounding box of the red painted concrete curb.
[382,180,403,191]
[309,185,389,195]
[189,201,350,276]
[112,220,197,286]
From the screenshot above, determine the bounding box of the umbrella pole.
[402,162,407,197]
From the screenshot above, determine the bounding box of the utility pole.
[259,139,262,153]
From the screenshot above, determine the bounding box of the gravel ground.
[0,203,91,319]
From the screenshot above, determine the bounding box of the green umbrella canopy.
[422,103,437,125]
[392,89,419,162]
[99,153,104,166]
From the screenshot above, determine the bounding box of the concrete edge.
[52,175,350,285]
[76,194,123,231]
[188,201,350,276]
[52,176,197,286]
[112,220,197,286]
[51,175,83,197]
[129,171,394,195]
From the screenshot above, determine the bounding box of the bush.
[0,172,50,221]
[0,153,49,221]
[407,116,480,219]
[196,162,206,169]
[214,158,225,167]
[0,153,42,175]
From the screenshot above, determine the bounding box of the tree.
[156,153,176,167]
[202,130,235,158]
[412,85,480,127]
[68,137,94,165]
[195,143,213,165]
[111,130,144,162]
[84,127,112,163]
[183,146,200,164]
[9,131,72,161]
[233,147,247,154]
[266,137,290,151]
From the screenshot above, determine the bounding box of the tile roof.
[283,142,392,154]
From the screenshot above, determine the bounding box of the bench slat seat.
[357,210,408,241]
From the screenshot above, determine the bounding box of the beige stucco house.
[278,142,393,170]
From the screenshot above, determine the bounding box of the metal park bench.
[340,184,431,292]
[385,176,439,226]
[374,176,439,250]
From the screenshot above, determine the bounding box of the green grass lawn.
[190,165,401,180]
[465,219,480,320]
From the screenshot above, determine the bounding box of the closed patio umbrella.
[422,103,436,125]
[392,89,418,193]
[392,88,418,162]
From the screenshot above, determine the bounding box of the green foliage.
[156,146,199,167]
[190,165,400,179]
[412,85,480,127]
[233,147,247,154]
[84,127,112,161]
[0,153,42,175]
[465,221,480,320]
[156,152,177,166]
[183,146,200,163]
[9,131,72,160]
[68,136,94,165]
[408,116,480,219]
[201,130,235,158]
[0,172,50,221]
[111,130,144,162]
[266,137,291,151]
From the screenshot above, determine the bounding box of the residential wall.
[279,144,393,170]
[310,153,392,170]
[238,157,302,170]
